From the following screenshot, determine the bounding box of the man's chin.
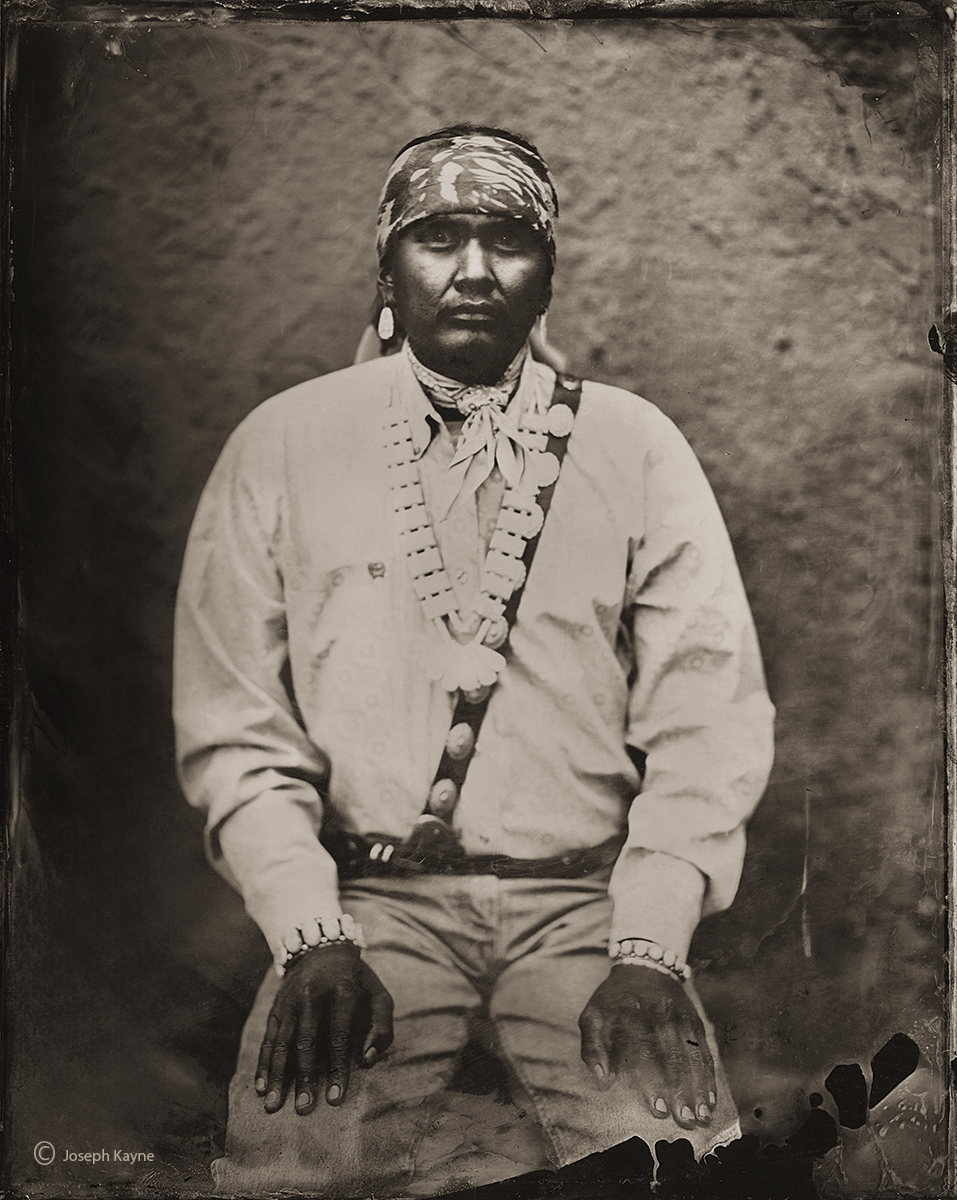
[412,330,527,383]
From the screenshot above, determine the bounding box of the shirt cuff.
[215,795,344,971]
[608,849,706,963]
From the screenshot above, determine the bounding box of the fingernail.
[327,1084,341,1102]
[709,1091,717,1106]
[255,1077,266,1093]
[363,1047,378,1065]
[593,1064,605,1081]
[654,1098,668,1114]
[265,1091,279,1107]
[697,1104,712,1122]
[680,1106,694,1122]
[297,1092,311,1109]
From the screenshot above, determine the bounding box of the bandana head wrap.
[376,130,559,267]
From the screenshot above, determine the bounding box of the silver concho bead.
[524,503,545,538]
[428,779,459,818]
[483,618,509,650]
[533,451,560,488]
[546,403,575,438]
[445,723,475,761]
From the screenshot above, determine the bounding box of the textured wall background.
[8,17,946,1197]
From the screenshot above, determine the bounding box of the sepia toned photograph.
[4,8,953,1200]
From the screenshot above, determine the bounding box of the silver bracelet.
[279,914,366,973]
[609,938,692,982]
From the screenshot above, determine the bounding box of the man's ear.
[377,271,395,307]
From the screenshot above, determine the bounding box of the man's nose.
[454,239,494,290]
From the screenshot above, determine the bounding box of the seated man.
[173,125,775,1199]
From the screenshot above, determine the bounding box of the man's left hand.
[579,965,716,1130]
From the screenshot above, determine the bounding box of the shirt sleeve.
[607,411,775,962]
[173,409,343,966]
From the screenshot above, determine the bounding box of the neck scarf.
[406,342,531,517]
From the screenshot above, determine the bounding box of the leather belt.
[325,828,624,881]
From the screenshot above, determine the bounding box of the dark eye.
[416,225,456,249]
[492,225,533,254]
[494,229,521,249]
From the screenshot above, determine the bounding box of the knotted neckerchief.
[407,343,533,518]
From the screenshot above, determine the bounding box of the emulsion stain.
[824,1034,920,1129]
[700,1037,924,1200]
[437,1036,927,1198]
[868,1033,920,1108]
[787,1105,840,1157]
[825,1063,869,1129]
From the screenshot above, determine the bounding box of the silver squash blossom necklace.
[385,351,577,694]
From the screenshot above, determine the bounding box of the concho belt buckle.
[399,816,467,869]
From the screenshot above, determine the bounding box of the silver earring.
[539,312,549,342]
[377,305,395,341]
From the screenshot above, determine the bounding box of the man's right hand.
[255,942,394,1114]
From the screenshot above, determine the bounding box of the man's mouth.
[444,305,502,325]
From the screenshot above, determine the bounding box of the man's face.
[383,213,552,386]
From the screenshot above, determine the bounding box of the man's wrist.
[284,938,361,976]
[275,914,366,976]
[609,937,692,983]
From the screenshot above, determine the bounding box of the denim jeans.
[213,870,740,1198]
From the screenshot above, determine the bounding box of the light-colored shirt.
[173,352,775,967]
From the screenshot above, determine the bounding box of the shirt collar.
[392,345,544,461]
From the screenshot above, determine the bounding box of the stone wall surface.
[7,16,946,1197]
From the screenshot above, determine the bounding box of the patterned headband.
[375,132,559,265]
